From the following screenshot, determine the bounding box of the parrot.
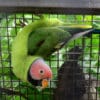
[53,46,87,100]
[11,16,94,91]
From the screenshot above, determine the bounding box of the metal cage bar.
[0,0,100,14]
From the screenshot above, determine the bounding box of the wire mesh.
[0,13,100,100]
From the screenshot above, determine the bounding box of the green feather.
[28,23,93,58]
[28,27,70,58]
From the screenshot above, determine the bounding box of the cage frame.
[0,0,100,14]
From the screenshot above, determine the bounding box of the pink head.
[29,59,52,81]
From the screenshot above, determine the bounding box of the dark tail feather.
[69,29,94,41]
[60,29,94,49]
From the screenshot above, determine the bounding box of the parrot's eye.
[39,70,44,75]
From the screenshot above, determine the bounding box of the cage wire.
[0,13,100,100]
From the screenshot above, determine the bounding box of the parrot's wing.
[58,26,92,35]
[28,27,71,58]
[28,29,50,55]
[28,26,94,58]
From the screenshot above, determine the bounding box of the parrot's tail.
[69,29,94,41]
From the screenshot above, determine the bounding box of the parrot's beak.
[36,79,50,92]
[41,79,49,89]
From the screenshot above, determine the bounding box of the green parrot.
[12,17,93,91]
